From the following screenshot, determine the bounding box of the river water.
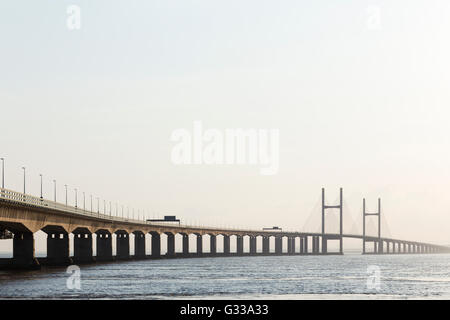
[0,254,449,299]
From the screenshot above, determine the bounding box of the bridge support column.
[47,231,72,265]
[385,241,390,254]
[289,237,296,254]
[133,231,146,259]
[196,234,202,255]
[378,240,384,254]
[262,236,270,254]
[151,232,160,258]
[223,235,230,255]
[96,231,112,261]
[304,236,308,254]
[182,234,189,257]
[287,237,292,254]
[116,231,130,260]
[321,236,327,254]
[275,237,282,254]
[167,233,175,257]
[250,236,257,255]
[210,235,217,255]
[363,237,366,254]
[316,236,321,254]
[12,232,39,269]
[73,231,93,263]
[300,237,304,254]
[236,236,243,255]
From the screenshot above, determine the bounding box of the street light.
[0,158,4,189]
[64,184,68,205]
[83,192,85,211]
[96,197,99,214]
[22,167,26,194]
[53,180,56,202]
[39,174,43,199]
[90,195,93,213]
[74,188,78,208]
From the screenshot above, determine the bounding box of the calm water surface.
[0,254,449,299]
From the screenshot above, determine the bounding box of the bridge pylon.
[321,188,343,254]
[363,197,381,254]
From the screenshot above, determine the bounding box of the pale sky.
[1,0,450,247]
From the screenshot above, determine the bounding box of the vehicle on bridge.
[147,215,181,224]
[263,226,282,231]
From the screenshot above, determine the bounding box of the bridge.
[0,186,449,269]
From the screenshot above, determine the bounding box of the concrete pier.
[300,237,304,254]
[133,231,146,259]
[196,234,202,255]
[46,230,71,265]
[12,231,39,269]
[322,237,327,254]
[210,235,216,255]
[236,236,243,255]
[167,233,175,257]
[182,233,189,256]
[96,230,113,261]
[304,236,308,254]
[116,231,130,260]
[262,236,269,254]
[275,237,282,254]
[223,235,230,255]
[378,240,383,254]
[287,237,295,254]
[73,229,93,263]
[312,236,319,254]
[151,232,160,258]
[249,236,257,255]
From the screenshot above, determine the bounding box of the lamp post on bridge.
[1,157,5,189]
[83,192,85,211]
[39,174,43,200]
[96,197,99,214]
[74,188,78,208]
[53,180,56,202]
[64,184,68,206]
[22,167,26,194]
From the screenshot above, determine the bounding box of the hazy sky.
[1,1,450,245]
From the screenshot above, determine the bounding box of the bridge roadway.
[0,188,448,269]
